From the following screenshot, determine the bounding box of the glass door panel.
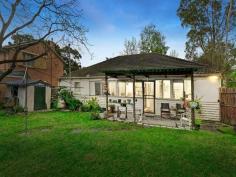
[144,82,155,113]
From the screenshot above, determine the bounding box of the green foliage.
[1,112,236,177]
[51,99,59,110]
[226,70,236,88]
[55,44,82,74]
[123,37,139,55]
[11,33,35,44]
[122,24,169,55]
[81,97,101,112]
[90,112,100,120]
[177,0,236,72]
[58,89,82,111]
[140,24,169,54]
[195,118,202,126]
[12,105,24,113]
[67,98,82,111]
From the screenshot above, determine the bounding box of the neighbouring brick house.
[0,41,64,110]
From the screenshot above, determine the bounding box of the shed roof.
[69,53,205,77]
[1,79,50,87]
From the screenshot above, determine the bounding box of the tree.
[55,45,82,74]
[122,37,139,55]
[140,24,169,54]
[177,0,236,72]
[0,0,86,81]
[169,50,179,57]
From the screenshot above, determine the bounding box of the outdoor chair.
[176,103,186,118]
[161,103,171,118]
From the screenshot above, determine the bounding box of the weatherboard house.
[60,53,221,124]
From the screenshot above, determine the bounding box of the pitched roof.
[1,79,50,87]
[3,41,65,64]
[69,53,205,77]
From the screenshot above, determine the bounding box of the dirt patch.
[18,126,53,136]
[71,128,82,134]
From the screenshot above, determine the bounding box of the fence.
[220,88,236,125]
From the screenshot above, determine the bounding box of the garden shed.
[2,79,51,111]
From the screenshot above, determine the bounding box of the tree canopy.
[140,24,169,54]
[177,0,236,72]
[122,37,139,55]
[122,24,169,55]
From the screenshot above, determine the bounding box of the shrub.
[12,105,24,113]
[67,98,82,111]
[90,112,100,120]
[58,88,82,111]
[51,99,59,110]
[81,97,101,112]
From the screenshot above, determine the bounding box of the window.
[23,52,36,67]
[126,82,133,97]
[95,82,101,95]
[163,80,171,99]
[173,80,184,99]
[184,80,192,100]
[74,82,80,94]
[135,82,142,97]
[118,82,126,97]
[108,81,116,96]
[156,80,163,98]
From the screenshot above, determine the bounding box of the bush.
[90,112,100,120]
[58,88,82,111]
[12,105,24,113]
[81,97,101,112]
[67,98,82,111]
[51,99,59,110]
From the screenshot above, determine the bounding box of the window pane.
[108,81,116,96]
[126,82,133,97]
[74,82,80,93]
[95,82,101,95]
[135,82,142,97]
[163,80,171,99]
[156,80,163,98]
[118,82,126,97]
[173,81,183,99]
[184,80,192,100]
[23,53,36,67]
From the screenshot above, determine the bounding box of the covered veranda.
[102,58,204,129]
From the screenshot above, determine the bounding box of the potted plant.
[109,105,115,113]
[189,97,202,130]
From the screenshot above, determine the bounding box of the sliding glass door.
[143,81,155,113]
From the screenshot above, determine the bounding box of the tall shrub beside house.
[58,88,82,111]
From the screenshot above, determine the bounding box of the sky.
[78,0,189,67]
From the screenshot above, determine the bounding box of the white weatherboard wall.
[18,85,51,111]
[60,74,221,121]
[194,74,221,121]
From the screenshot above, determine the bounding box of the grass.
[0,111,236,177]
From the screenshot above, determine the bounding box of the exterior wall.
[18,86,34,112]
[194,74,221,121]
[17,85,51,111]
[0,43,64,87]
[45,86,51,109]
[60,74,221,121]
[0,42,64,103]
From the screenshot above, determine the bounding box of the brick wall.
[0,42,64,86]
[0,42,64,102]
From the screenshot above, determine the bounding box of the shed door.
[34,86,46,110]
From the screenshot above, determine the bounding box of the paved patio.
[106,113,191,130]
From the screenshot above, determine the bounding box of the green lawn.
[0,112,236,177]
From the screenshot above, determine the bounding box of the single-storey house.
[1,79,51,111]
[60,53,221,125]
